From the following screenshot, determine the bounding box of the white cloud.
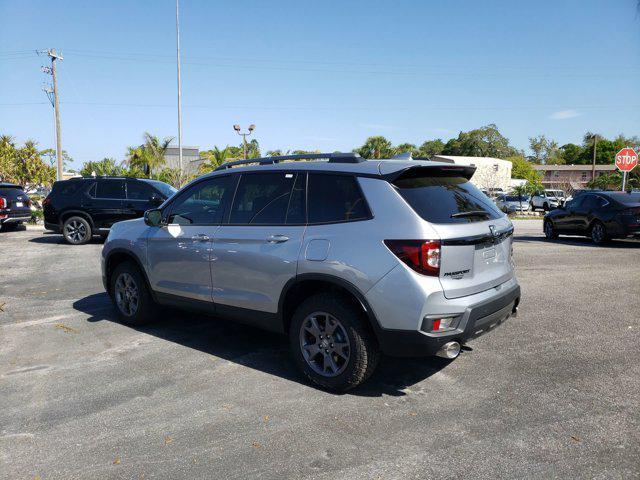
[549,109,582,120]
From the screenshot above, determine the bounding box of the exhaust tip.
[436,341,461,359]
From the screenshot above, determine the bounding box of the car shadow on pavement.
[29,235,106,245]
[514,235,640,248]
[74,292,449,397]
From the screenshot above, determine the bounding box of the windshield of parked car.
[546,190,564,197]
[393,173,503,223]
[144,180,177,198]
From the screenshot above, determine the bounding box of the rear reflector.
[384,240,441,276]
[0,197,5,210]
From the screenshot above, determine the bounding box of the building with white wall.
[432,155,513,191]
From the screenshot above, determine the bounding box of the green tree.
[354,136,394,159]
[199,146,230,173]
[393,143,418,156]
[529,135,561,164]
[559,143,582,164]
[441,124,518,158]
[417,139,445,158]
[507,155,541,185]
[126,132,173,177]
[80,158,123,177]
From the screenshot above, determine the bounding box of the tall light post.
[176,0,183,185]
[234,124,255,159]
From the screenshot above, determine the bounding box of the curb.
[25,224,45,231]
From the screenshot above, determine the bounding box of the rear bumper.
[374,284,521,357]
[0,212,31,224]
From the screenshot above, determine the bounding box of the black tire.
[543,202,549,212]
[544,220,558,240]
[62,216,92,245]
[530,201,536,211]
[590,221,608,245]
[289,293,380,392]
[109,261,157,325]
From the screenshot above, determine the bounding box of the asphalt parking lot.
[1,221,639,479]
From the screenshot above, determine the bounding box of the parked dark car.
[0,182,32,231]
[543,191,640,244]
[43,177,176,244]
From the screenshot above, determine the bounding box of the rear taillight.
[0,197,6,210]
[43,197,51,207]
[384,240,441,276]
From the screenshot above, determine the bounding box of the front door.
[123,180,160,221]
[554,196,583,233]
[147,175,237,302]
[211,172,306,314]
[82,179,126,228]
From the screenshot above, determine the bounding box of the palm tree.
[355,136,393,159]
[126,132,173,178]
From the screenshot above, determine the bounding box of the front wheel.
[543,202,549,212]
[544,220,558,240]
[590,221,608,245]
[110,262,157,325]
[289,293,380,392]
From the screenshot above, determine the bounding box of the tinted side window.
[95,180,125,199]
[167,176,235,225]
[581,195,599,210]
[308,174,370,224]
[230,173,295,224]
[127,181,156,200]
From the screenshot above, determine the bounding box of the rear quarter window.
[307,173,371,224]
[393,175,503,224]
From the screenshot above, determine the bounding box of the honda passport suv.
[102,153,521,391]
[44,176,176,244]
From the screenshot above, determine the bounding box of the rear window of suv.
[393,174,503,224]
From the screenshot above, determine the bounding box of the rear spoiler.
[382,164,476,183]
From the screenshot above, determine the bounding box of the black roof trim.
[214,152,364,171]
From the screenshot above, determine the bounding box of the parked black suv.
[43,177,176,244]
[0,183,32,231]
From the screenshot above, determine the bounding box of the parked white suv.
[102,153,521,391]
[530,189,566,211]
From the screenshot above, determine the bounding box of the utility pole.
[41,49,64,181]
[175,0,183,186]
[591,134,598,182]
[233,124,256,159]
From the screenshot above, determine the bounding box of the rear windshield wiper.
[450,210,490,218]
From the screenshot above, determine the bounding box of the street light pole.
[176,0,183,185]
[233,124,256,160]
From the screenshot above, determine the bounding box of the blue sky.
[1,0,639,169]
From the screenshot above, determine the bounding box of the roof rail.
[214,152,363,171]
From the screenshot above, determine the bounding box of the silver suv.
[102,153,521,391]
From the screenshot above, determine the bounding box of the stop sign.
[615,147,638,172]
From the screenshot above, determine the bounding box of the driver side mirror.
[144,209,163,227]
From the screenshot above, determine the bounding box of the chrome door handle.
[191,234,210,242]
[266,234,289,243]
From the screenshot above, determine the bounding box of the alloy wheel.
[64,220,87,243]
[114,272,139,317]
[592,223,605,244]
[299,311,351,377]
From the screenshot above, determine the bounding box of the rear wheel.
[0,222,19,232]
[543,202,549,212]
[544,220,558,240]
[529,201,536,211]
[62,216,92,245]
[110,262,157,325]
[590,221,608,245]
[289,293,380,392]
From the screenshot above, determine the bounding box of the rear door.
[82,179,126,228]
[392,172,513,299]
[210,171,305,314]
